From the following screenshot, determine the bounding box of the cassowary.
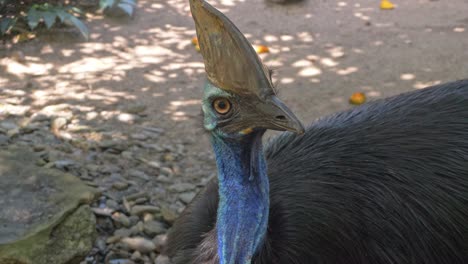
[165,0,468,263]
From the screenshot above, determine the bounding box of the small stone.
[156,175,171,183]
[169,183,195,192]
[154,255,170,264]
[131,221,145,235]
[92,207,114,217]
[108,259,135,264]
[153,234,167,253]
[131,205,159,216]
[179,192,196,204]
[95,236,107,252]
[113,181,129,190]
[143,220,166,236]
[129,215,140,226]
[125,104,147,115]
[125,191,149,201]
[35,158,47,166]
[147,161,161,169]
[161,206,177,224]
[131,250,142,261]
[160,167,173,177]
[123,198,132,213]
[106,199,120,210]
[128,169,150,181]
[51,117,68,131]
[106,235,121,244]
[121,237,156,253]
[162,153,175,162]
[117,113,139,123]
[0,135,8,145]
[143,213,154,222]
[134,197,149,204]
[112,212,131,227]
[130,133,148,141]
[7,128,20,138]
[114,228,132,238]
[0,121,18,130]
[54,159,76,170]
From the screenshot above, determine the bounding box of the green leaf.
[120,0,136,6]
[67,15,89,40]
[42,11,57,29]
[66,6,84,15]
[117,3,133,16]
[100,0,115,10]
[27,8,41,30]
[0,18,14,35]
[56,9,70,23]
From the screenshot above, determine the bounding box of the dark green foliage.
[100,0,136,16]
[0,0,136,39]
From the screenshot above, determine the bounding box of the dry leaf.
[380,0,395,10]
[349,92,366,105]
[13,33,36,43]
[191,36,198,45]
[255,45,270,54]
[191,36,200,52]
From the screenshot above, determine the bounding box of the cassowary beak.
[258,96,305,134]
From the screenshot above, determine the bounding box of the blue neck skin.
[211,130,269,264]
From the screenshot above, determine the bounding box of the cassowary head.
[190,0,304,137]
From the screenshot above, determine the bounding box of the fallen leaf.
[12,32,36,43]
[191,36,198,45]
[380,0,395,10]
[349,92,366,105]
[255,45,270,54]
[192,36,200,52]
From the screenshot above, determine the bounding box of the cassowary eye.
[213,98,231,115]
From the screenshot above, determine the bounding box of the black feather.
[166,80,468,264]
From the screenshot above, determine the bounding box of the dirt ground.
[1,0,468,262]
[2,0,468,149]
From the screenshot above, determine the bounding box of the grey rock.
[152,234,167,253]
[128,169,150,181]
[179,192,196,204]
[143,221,166,236]
[160,167,173,177]
[51,117,67,131]
[0,146,99,264]
[91,207,114,217]
[108,259,135,264]
[169,183,195,193]
[130,251,142,261]
[131,205,159,216]
[160,207,177,224]
[0,134,9,145]
[106,199,120,210]
[121,237,156,253]
[113,181,129,190]
[114,228,132,238]
[125,191,149,201]
[154,255,171,264]
[134,197,149,204]
[112,212,131,228]
[0,121,18,130]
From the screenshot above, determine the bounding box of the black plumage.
[166,80,468,264]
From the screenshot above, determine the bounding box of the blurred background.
[1,0,468,263]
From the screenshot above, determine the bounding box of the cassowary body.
[166,0,468,263]
[167,81,468,263]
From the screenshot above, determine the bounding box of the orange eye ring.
[213,98,231,115]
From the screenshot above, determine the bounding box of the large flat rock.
[0,146,99,264]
